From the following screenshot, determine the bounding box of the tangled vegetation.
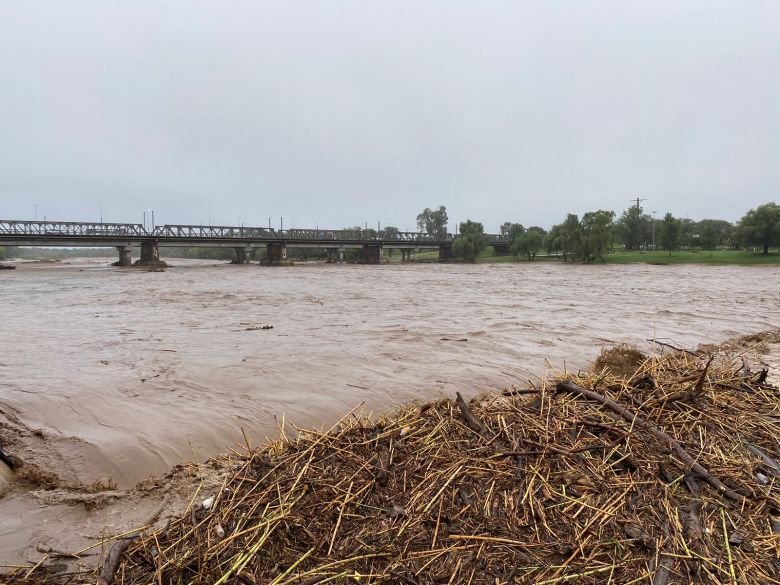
[13,344,780,584]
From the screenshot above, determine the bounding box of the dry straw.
[13,345,780,584]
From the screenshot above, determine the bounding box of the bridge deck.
[0,220,509,248]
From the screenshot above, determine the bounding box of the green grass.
[392,246,780,265]
[601,249,780,265]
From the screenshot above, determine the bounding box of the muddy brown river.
[1,259,779,564]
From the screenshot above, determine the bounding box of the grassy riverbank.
[458,247,780,265]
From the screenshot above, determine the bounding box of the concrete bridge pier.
[139,240,167,266]
[326,248,339,263]
[438,244,454,261]
[266,242,288,265]
[361,243,384,264]
[400,249,412,262]
[115,246,132,267]
[338,247,345,262]
[231,246,252,264]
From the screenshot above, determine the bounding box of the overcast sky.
[1,1,778,232]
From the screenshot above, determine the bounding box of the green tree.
[616,206,652,250]
[697,220,719,252]
[737,202,780,255]
[508,223,525,242]
[382,226,400,240]
[416,206,448,238]
[512,226,546,261]
[453,220,486,262]
[678,218,696,250]
[696,219,732,253]
[499,222,513,237]
[558,214,582,261]
[577,210,615,262]
[545,224,562,256]
[658,212,681,256]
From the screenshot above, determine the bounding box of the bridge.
[0,220,510,265]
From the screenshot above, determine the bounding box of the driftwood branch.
[374,445,391,486]
[556,380,745,501]
[501,387,541,397]
[98,537,137,585]
[455,392,489,437]
[647,339,701,357]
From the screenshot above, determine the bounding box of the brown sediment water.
[0,258,779,564]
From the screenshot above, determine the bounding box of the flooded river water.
[1,259,779,563]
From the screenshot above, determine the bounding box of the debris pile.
[16,346,780,584]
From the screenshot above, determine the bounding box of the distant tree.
[697,220,719,252]
[658,212,681,256]
[696,219,732,253]
[499,222,513,237]
[507,223,525,257]
[508,223,525,242]
[578,210,615,262]
[558,213,582,261]
[737,202,780,255]
[416,206,448,237]
[545,224,562,255]
[382,226,400,240]
[616,206,652,250]
[678,218,696,250]
[453,220,486,262]
[512,226,546,261]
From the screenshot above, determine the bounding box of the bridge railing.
[152,225,277,239]
[0,220,147,237]
[0,220,511,243]
[152,225,466,242]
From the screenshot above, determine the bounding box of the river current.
[0,259,779,563]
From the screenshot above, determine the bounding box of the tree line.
[426,201,780,262]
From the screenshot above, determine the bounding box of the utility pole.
[652,210,657,249]
[630,196,646,250]
[34,203,37,221]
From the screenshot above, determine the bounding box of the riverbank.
[462,247,780,265]
[13,330,780,584]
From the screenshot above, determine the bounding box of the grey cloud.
[1,0,778,231]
